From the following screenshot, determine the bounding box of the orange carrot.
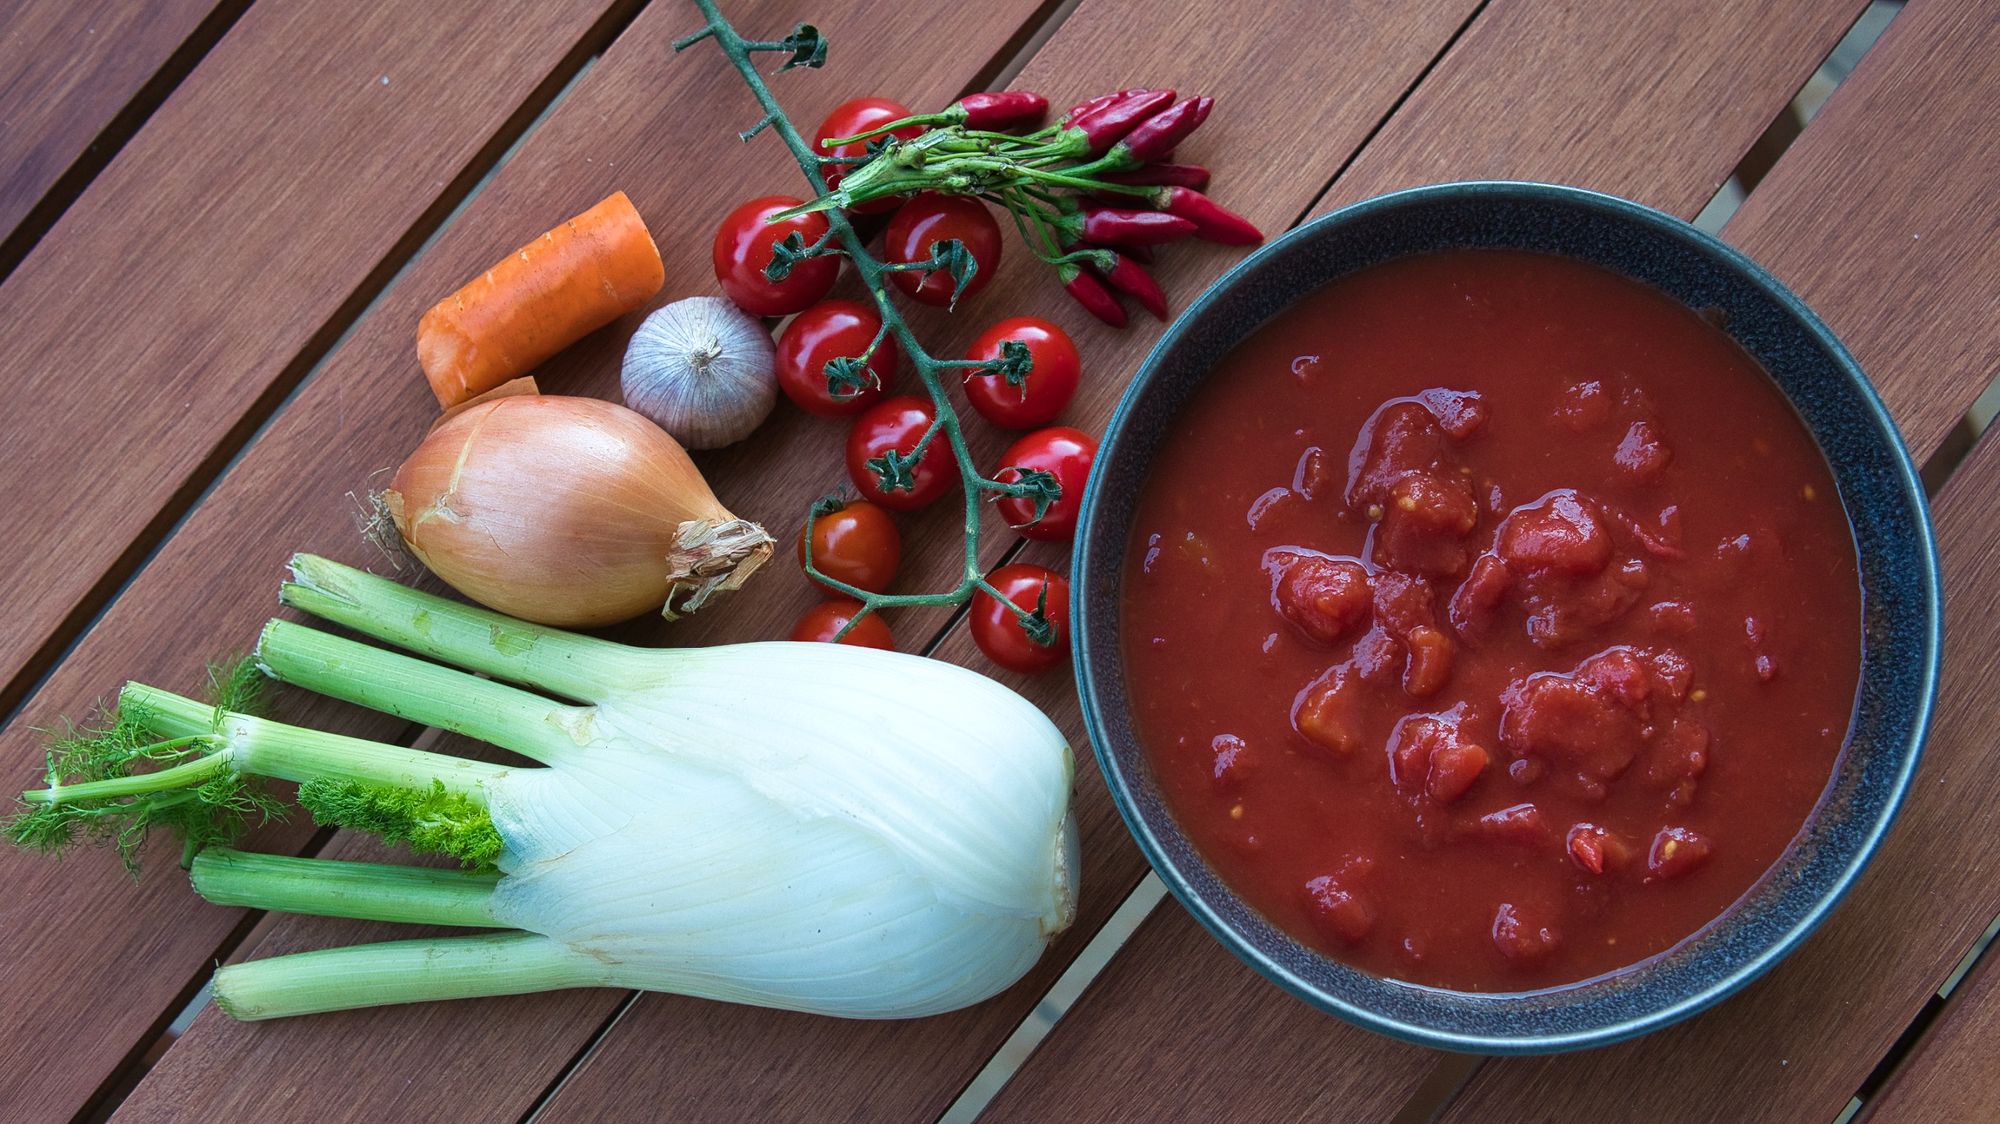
[417,191,664,408]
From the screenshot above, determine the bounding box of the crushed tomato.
[1122,249,1860,991]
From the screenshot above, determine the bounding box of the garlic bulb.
[621,296,776,449]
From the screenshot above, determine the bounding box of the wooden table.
[3,0,1996,1119]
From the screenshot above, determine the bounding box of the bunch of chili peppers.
[783,87,1263,327]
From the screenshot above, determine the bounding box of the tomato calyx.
[991,578,1058,648]
[975,338,1036,391]
[727,21,824,73]
[867,445,931,496]
[763,228,839,282]
[994,466,1063,525]
[882,237,979,308]
[821,354,881,400]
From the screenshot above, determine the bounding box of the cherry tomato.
[813,97,923,215]
[963,317,1081,428]
[712,196,839,317]
[797,499,902,593]
[884,194,1002,307]
[775,300,900,416]
[994,427,1096,542]
[845,395,961,511]
[790,599,895,649]
[972,564,1070,674]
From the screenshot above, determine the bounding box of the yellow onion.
[383,394,771,626]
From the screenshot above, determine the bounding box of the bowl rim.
[1069,180,1944,1054]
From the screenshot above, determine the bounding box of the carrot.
[417,191,665,408]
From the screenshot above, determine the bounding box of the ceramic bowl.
[1070,181,1942,1053]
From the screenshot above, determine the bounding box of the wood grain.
[1862,940,2000,1121]
[0,0,221,242]
[86,0,1069,1121]
[1721,0,2000,460]
[0,0,635,720]
[949,0,1871,1116]
[985,903,1436,1121]
[526,0,1493,1119]
[1433,2,2000,1118]
[1317,0,1869,212]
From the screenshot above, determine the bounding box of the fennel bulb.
[7,554,1077,1021]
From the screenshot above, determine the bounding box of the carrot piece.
[417,191,664,408]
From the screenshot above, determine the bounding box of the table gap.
[1919,370,2000,496]
[0,0,650,737]
[1839,909,2000,1119]
[518,992,645,1124]
[937,874,1169,1124]
[1387,1052,1484,1124]
[0,0,256,284]
[70,907,270,1124]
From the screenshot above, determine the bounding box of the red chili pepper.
[1061,88,1145,124]
[1077,205,1197,247]
[1101,162,1211,191]
[1155,186,1263,245]
[1059,262,1127,327]
[1069,89,1176,157]
[954,91,1048,130]
[1114,96,1212,164]
[1090,249,1168,321]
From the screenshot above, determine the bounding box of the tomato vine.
[677,0,1063,641]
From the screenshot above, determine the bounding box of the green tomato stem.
[690,0,1062,626]
[211,931,601,1020]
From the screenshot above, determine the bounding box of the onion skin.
[385,396,772,626]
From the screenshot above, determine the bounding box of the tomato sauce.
[1121,250,1860,991]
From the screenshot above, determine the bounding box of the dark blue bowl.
[1071,182,1942,1053]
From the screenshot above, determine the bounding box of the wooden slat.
[88,0,1069,1120]
[1435,2,2000,1118]
[959,0,1869,1115]
[0,0,635,718]
[986,903,1435,1121]
[1863,938,2000,1121]
[1317,0,1864,211]
[0,0,220,242]
[525,0,1490,1119]
[1721,0,2000,460]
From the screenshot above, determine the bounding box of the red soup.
[1122,249,1860,991]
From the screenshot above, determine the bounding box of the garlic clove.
[622,296,777,449]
